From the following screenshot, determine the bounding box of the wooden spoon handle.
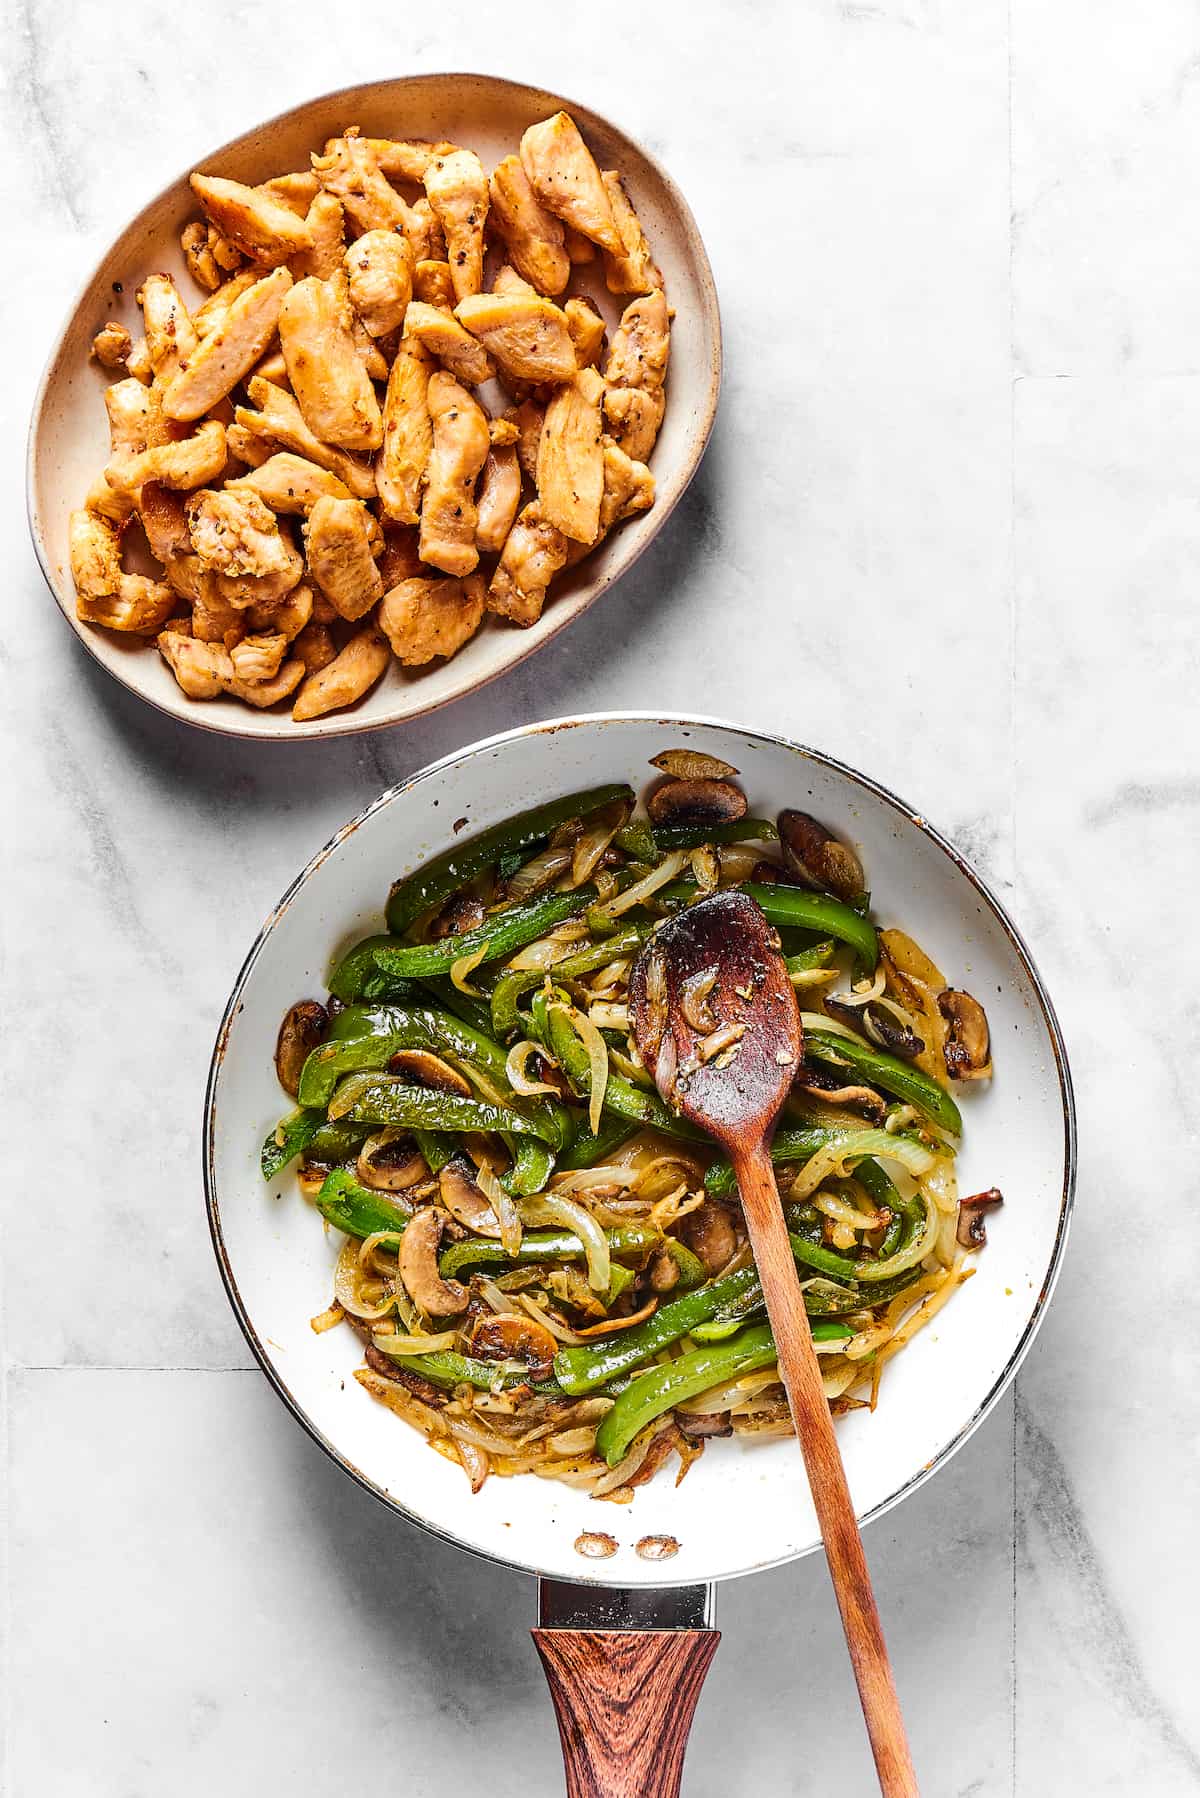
[533,1627,720,1797]
[733,1141,919,1797]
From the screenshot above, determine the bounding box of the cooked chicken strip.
[181,220,225,291]
[405,197,445,263]
[192,571,247,644]
[419,373,490,577]
[105,420,227,496]
[227,657,306,707]
[77,574,177,634]
[508,397,546,481]
[126,337,153,382]
[187,487,295,580]
[535,367,605,543]
[603,288,670,460]
[454,293,576,384]
[236,377,376,499]
[193,268,258,336]
[258,172,320,216]
[229,452,353,514]
[158,630,235,697]
[344,230,413,337]
[278,276,383,451]
[163,266,292,422]
[565,440,655,564]
[304,495,384,620]
[138,274,200,383]
[104,378,154,454]
[492,264,537,298]
[377,337,433,525]
[85,474,136,525]
[413,259,455,307]
[70,508,122,598]
[214,533,304,611]
[488,501,567,626]
[475,444,522,554]
[288,190,347,280]
[229,632,289,682]
[519,112,621,255]
[379,573,485,664]
[423,149,488,302]
[92,322,131,371]
[403,300,492,385]
[190,173,314,265]
[225,422,274,468]
[312,131,419,237]
[292,622,391,720]
[363,137,458,182]
[564,297,606,368]
[246,580,314,641]
[137,482,191,562]
[601,171,664,296]
[487,155,569,296]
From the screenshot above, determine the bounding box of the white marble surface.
[1,1,1196,1792]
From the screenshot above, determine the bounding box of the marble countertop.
[4,2,1198,1792]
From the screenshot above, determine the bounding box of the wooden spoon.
[628,890,919,1797]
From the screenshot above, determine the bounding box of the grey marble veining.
[2,0,1197,1791]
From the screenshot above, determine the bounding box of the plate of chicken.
[27,74,721,736]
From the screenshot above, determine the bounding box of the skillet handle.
[532,1627,719,1798]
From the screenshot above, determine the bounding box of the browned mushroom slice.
[650,749,738,780]
[938,990,992,1081]
[274,999,328,1096]
[791,1064,888,1123]
[469,1311,557,1381]
[398,1208,468,1317]
[957,1187,1004,1248]
[356,1130,430,1193]
[678,1201,737,1274]
[438,1158,501,1236]
[778,811,865,905]
[823,994,924,1062]
[647,777,748,829]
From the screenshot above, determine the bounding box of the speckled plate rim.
[26,74,722,742]
[203,711,1076,1588]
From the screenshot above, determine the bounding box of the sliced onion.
[855,1188,940,1282]
[520,1191,611,1293]
[547,1426,599,1457]
[588,1001,629,1032]
[506,1039,561,1098]
[451,944,488,994]
[550,1165,637,1195]
[591,1424,659,1496]
[475,1163,523,1255]
[557,1002,609,1135]
[505,921,589,972]
[371,1328,461,1354]
[601,849,689,920]
[681,967,717,1033]
[571,800,630,886]
[690,845,720,894]
[504,843,575,902]
[814,1190,888,1233]
[787,1130,935,1201]
[334,1235,400,1320]
[309,1301,345,1334]
[571,1297,658,1337]
[517,1292,585,1344]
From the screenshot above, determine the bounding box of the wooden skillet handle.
[533,1627,720,1798]
[733,1139,919,1796]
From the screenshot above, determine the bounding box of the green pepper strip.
[304,1119,371,1165]
[314,1169,415,1238]
[332,1078,559,1143]
[490,921,654,1040]
[594,1322,851,1466]
[331,885,599,1001]
[556,1115,638,1170]
[261,1107,325,1180]
[542,991,705,1145]
[440,1224,704,1288]
[804,1026,962,1135]
[649,819,779,851]
[375,1348,561,1395]
[786,940,836,974]
[502,1138,555,1196]
[384,783,633,936]
[705,1126,869,1198]
[414,1129,453,1174]
[417,977,495,1038]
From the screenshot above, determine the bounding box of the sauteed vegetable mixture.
[263,752,1002,1499]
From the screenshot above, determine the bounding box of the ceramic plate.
[28,77,721,739]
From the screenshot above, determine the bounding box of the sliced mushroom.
[679,1201,737,1274]
[647,777,747,830]
[747,859,802,887]
[385,1048,473,1097]
[398,1207,468,1316]
[356,1130,429,1192]
[778,810,866,905]
[469,1311,557,1380]
[676,1410,733,1439]
[824,994,924,1062]
[957,1187,1004,1248]
[648,1246,680,1293]
[274,999,328,1095]
[438,1157,502,1236]
[649,748,738,781]
[792,1063,888,1123]
[938,990,992,1081]
[429,892,487,939]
